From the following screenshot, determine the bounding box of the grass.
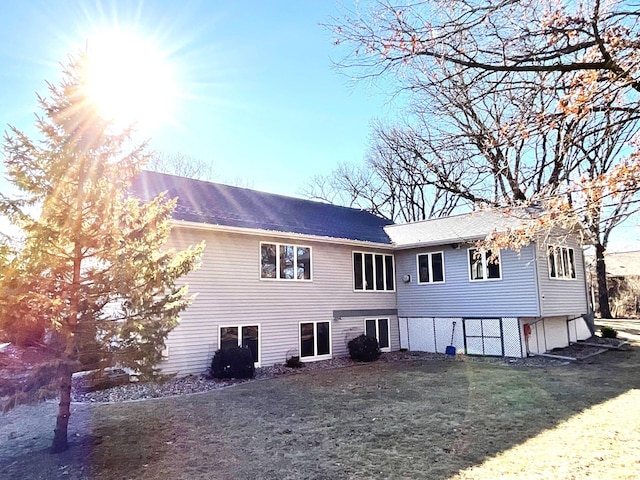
[1,345,640,479]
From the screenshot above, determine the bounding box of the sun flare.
[83,31,178,130]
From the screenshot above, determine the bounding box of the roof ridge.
[385,208,499,228]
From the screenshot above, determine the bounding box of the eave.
[169,219,395,250]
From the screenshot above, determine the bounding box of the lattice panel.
[434,318,463,353]
[484,337,503,356]
[503,317,524,357]
[483,319,502,337]
[399,317,409,350]
[464,319,483,336]
[463,318,503,356]
[407,318,436,352]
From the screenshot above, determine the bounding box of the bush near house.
[210,347,255,379]
[348,334,381,362]
[600,326,619,339]
[285,355,304,368]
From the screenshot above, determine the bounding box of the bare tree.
[330,0,640,99]
[329,0,640,317]
[301,122,466,222]
[391,67,639,317]
[146,152,254,189]
[609,275,640,318]
[572,105,640,317]
[147,152,218,181]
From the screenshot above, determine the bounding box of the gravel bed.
[71,356,356,403]
[71,351,567,404]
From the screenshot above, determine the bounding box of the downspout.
[580,247,596,335]
[533,240,543,319]
[524,241,545,357]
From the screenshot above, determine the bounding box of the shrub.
[285,355,304,368]
[600,326,618,339]
[210,347,255,379]
[348,334,381,362]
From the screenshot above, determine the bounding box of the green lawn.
[2,346,639,479]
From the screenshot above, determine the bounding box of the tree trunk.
[595,243,612,319]
[51,368,73,453]
[52,162,84,454]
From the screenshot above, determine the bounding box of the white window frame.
[364,318,391,352]
[547,245,577,280]
[299,321,332,361]
[260,242,312,281]
[416,251,446,284]
[218,324,261,367]
[352,251,396,292]
[468,248,502,282]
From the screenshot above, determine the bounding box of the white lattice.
[434,318,463,353]
[399,317,409,350]
[503,317,524,357]
[407,317,436,352]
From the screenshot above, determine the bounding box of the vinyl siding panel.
[537,236,589,317]
[395,245,540,318]
[161,227,397,374]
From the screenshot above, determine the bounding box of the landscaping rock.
[72,369,130,393]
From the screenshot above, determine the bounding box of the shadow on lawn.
[85,346,640,480]
[2,343,639,479]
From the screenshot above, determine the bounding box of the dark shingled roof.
[131,170,393,244]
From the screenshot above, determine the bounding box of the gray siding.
[395,245,540,318]
[162,227,398,374]
[537,236,589,317]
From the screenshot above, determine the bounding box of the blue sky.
[1,0,637,251]
[0,0,396,197]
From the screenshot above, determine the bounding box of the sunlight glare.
[84,31,178,130]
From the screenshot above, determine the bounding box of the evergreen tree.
[0,54,203,453]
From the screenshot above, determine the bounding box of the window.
[417,252,445,283]
[219,325,260,364]
[300,321,331,359]
[365,318,390,351]
[261,243,311,280]
[353,252,395,291]
[468,248,501,281]
[548,245,576,279]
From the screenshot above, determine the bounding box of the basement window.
[219,325,260,364]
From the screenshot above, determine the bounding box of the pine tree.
[0,53,203,453]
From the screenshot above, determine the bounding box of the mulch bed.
[545,336,629,360]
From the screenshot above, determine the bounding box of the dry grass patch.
[453,389,640,480]
[1,347,639,480]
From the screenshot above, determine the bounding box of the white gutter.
[533,240,544,317]
[169,219,395,250]
[389,237,483,250]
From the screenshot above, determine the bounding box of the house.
[385,212,592,358]
[131,171,592,375]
